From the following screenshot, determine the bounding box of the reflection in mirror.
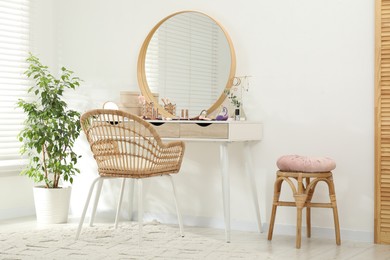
[138,11,236,118]
[102,101,119,110]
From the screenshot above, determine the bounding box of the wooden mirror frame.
[137,10,236,118]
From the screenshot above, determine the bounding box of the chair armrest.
[159,141,185,157]
[156,140,185,171]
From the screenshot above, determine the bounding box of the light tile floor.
[0,216,390,259]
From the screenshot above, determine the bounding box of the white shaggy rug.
[0,221,267,259]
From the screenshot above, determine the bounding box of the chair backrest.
[81,109,184,178]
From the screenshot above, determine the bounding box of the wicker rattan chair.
[75,109,185,242]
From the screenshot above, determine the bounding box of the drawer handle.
[150,122,165,126]
[196,122,212,127]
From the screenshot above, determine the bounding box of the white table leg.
[220,142,230,243]
[244,142,263,233]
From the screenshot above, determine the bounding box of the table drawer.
[180,123,228,139]
[150,122,180,138]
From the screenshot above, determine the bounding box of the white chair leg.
[138,179,143,245]
[89,178,104,227]
[115,178,126,229]
[166,175,184,237]
[76,177,100,240]
[128,179,135,221]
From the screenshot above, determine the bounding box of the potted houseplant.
[17,53,82,224]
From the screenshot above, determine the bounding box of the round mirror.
[138,11,236,118]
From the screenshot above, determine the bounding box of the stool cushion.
[277,155,336,173]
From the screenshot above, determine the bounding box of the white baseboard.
[0,207,35,221]
[110,211,373,243]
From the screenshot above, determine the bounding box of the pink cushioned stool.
[267,155,341,248]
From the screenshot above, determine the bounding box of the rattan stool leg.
[306,177,314,238]
[294,197,307,249]
[333,208,341,245]
[268,177,283,241]
[295,174,306,249]
[328,175,341,245]
[332,203,341,245]
[267,203,278,241]
[296,206,303,249]
[306,205,311,238]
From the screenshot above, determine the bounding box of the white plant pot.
[33,186,72,224]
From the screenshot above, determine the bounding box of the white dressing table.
[148,120,263,242]
[135,9,259,243]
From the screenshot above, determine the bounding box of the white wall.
[6,0,373,242]
[0,0,58,220]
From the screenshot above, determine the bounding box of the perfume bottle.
[235,108,240,121]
